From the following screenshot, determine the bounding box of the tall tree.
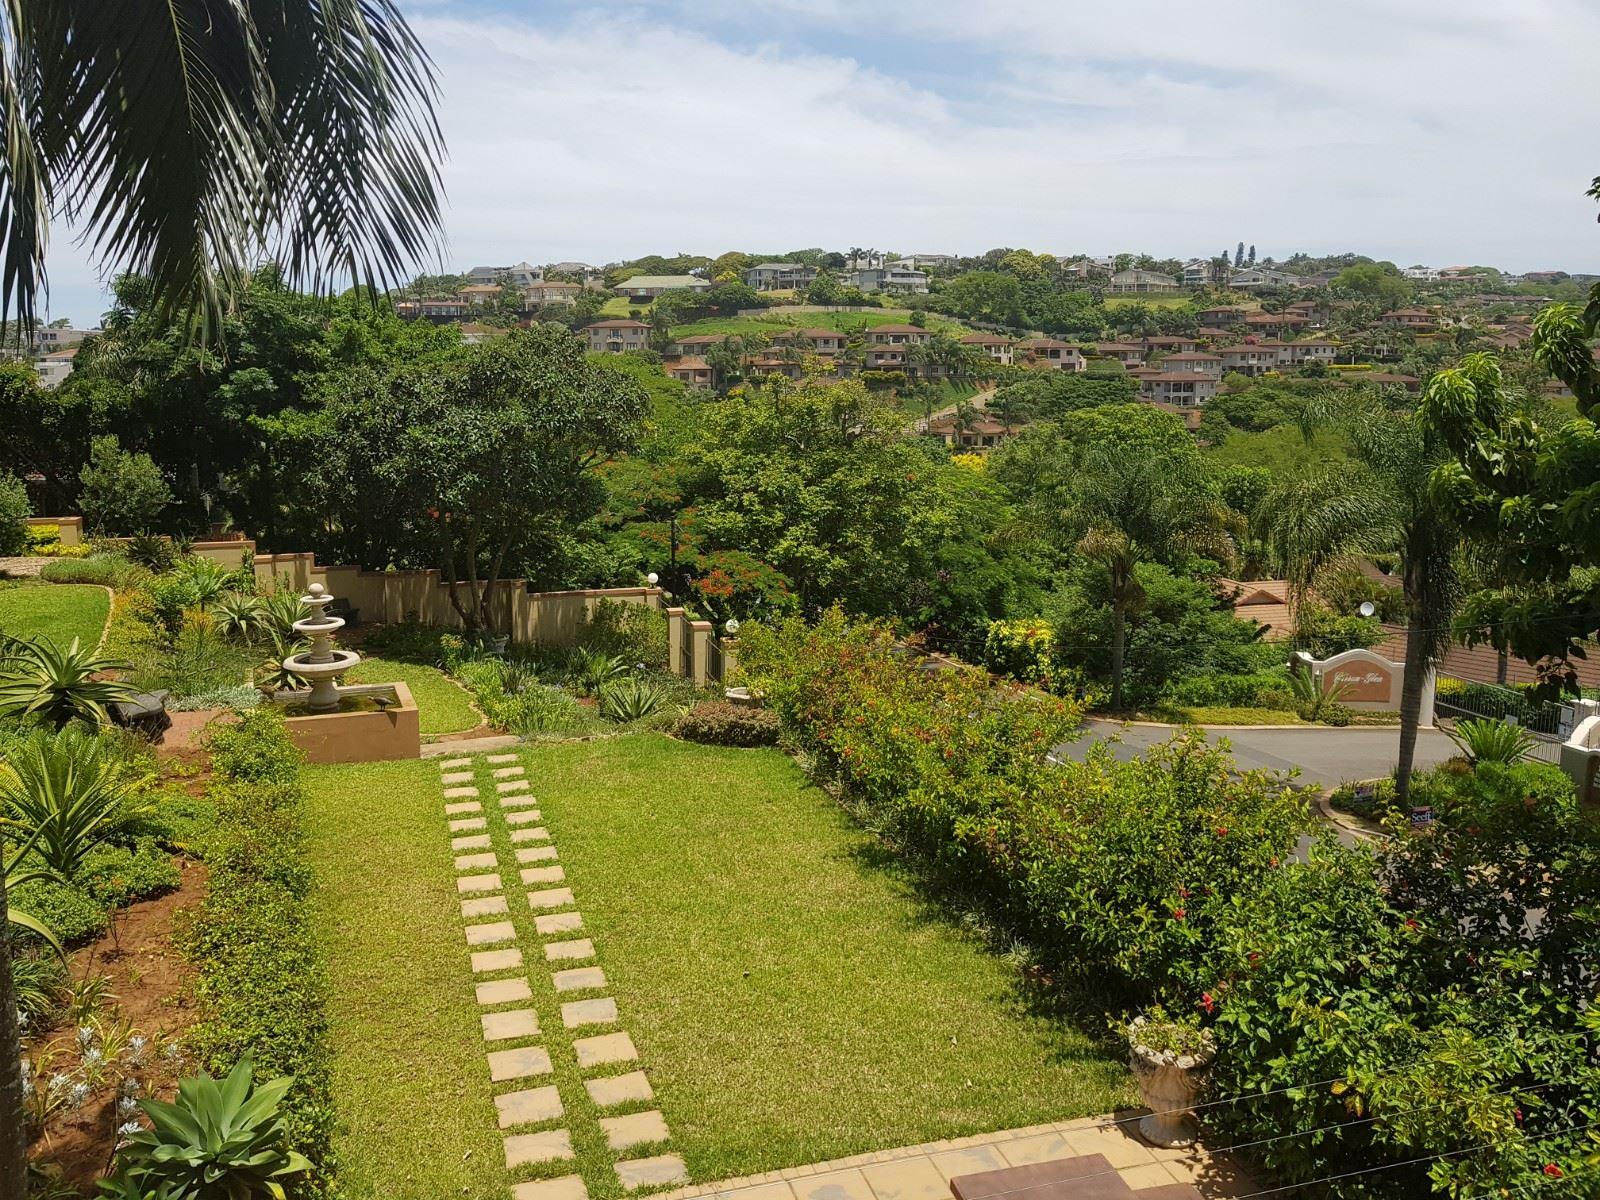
[1248,244,1257,266]
[1262,397,1458,802]
[315,327,649,631]
[0,5,444,1190]
[1235,241,1246,268]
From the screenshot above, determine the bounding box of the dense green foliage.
[671,700,780,746]
[741,612,1600,1194]
[0,476,27,556]
[184,711,335,1195]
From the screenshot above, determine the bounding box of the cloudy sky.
[40,0,1600,324]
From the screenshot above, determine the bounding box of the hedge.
[182,710,336,1195]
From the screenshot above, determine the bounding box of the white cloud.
[39,0,1600,321]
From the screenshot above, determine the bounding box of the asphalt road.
[1056,719,1457,790]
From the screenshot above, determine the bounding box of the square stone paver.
[510,824,550,841]
[518,845,558,864]
[496,1085,563,1128]
[561,997,618,1028]
[521,865,566,885]
[444,801,482,816]
[441,772,474,785]
[584,1070,652,1107]
[997,1131,1075,1167]
[471,947,524,974]
[536,911,582,935]
[462,895,509,918]
[487,1045,553,1082]
[544,938,594,962]
[465,921,517,946]
[1060,1126,1158,1169]
[457,873,502,894]
[504,1128,574,1167]
[439,757,473,769]
[476,977,532,1006]
[481,1009,539,1042]
[600,1109,669,1151]
[443,785,479,799]
[861,1157,948,1200]
[498,779,531,793]
[791,1170,873,1200]
[487,753,519,764]
[449,817,488,832]
[527,887,575,910]
[501,795,540,810]
[927,1146,1007,1180]
[615,1155,687,1191]
[512,1176,587,1200]
[492,766,525,779]
[452,833,492,851]
[455,852,498,871]
[552,966,604,992]
[573,1031,636,1068]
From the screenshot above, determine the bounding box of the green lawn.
[344,655,480,737]
[531,735,1129,1182]
[0,581,110,648]
[302,758,505,1200]
[302,736,1129,1200]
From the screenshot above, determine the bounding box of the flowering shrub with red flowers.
[738,608,1309,998]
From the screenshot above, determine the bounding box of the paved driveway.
[1056,719,1457,790]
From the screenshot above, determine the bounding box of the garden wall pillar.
[689,621,714,686]
[665,608,687,677]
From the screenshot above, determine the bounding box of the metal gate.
[1435,676,1572,764]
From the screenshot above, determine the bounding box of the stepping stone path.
[435,753,683,1198]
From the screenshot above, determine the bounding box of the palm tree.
[1261,398,1457,803]
[0,5,444,1189]
[0,0,444,336]
[1072,442,1238,711]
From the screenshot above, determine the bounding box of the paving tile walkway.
[651,1118,1255,1200]
[437,752,686,1200]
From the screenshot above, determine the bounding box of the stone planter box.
[282,681,420,764]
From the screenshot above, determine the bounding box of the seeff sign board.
[1292,647,1435,724]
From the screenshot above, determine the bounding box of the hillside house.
[1197,306,1248,325]
[32,327,92,353]
[847,265,929,293]
[742,263,819,291]
[614,275,710,301]
[523,281,584,306]
[34,346,76,388]
[893,253,958,271]
[926,411,1023,450]
[1109,269,1180,293]
[1277,338,1338,366]
[1381,308,1438,331]
[459,284,503,306]
[1015,337,1085,371]
[395,297,468,319]
[1243,311,1309,333]
[959,332,1014,365]
[1141,336,1198,354]
[1216,344,1279,377]
[583,319,651,353]
[1230,268,1305,290]
[1158,351,1223,376]
[768,328,848,356]
[1139,372,1218,407]
[1094,341,1147,366]
[863,324,932,347]
[666,357,714,388]
[668,333,732,357]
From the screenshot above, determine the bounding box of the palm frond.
[0,0,444,337]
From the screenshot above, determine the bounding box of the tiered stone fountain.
[282,583,361,710]
[268,581,420,764]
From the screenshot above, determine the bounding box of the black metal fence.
[1435,676,1572,764]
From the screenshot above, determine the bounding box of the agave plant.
[0,637,137,728]
[211,592,266,642]
[5,825,65,956]
[1288,663,1349,722]
[255,587,309,642]
[1447,717,1537,765]
[254,627,310,693]
[567,648,627,697]
[108,1058,312,1199]
[598,674,672,723]
[0,726,149,876]
[171,557,233,610]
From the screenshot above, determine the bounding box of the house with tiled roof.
[1015,337,1085,371]
[613,275,710,301]
[1380,307,1438,331]
[959,333,1014,365]
[1093,341,1146,365]
[1108,268,1180,294]
[863,324,932,347]
[1138,371,1218,407]
[1158,351,1223,376]
[582,319,651,353]
[742,263,819,291]
[666,357,715,387]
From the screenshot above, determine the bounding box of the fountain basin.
[278,681,420,764]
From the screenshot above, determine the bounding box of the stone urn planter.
[1127,1013,1217,1148]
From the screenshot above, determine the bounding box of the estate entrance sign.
[1291,647,1434,724]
